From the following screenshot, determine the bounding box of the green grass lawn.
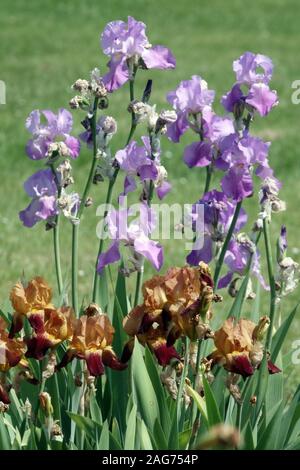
[1,0,300,388]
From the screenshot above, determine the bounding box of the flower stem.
[71,98,99,315]
[72,223,79,316]
[53,221,63,297]
[176,337,190,430]
[92,77,137,303]
[204,165,212,194]
[133,269,144,307]
[263,218,276,351]
[213,200,242,289]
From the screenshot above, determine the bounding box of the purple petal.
[186,235,213,265]
[156,181,171,200]
[138,162,158,181]
[122,175,137,196]
[217,271,234,289]
[142,45,176,69]
[102,56,129,92]
[55,108,73,134]
[221,167,253,201]
[97,241,121,273]
[19,195,57,228]
[25,110,41,133]
[134,237,163,270]
[246,83,278,116]
[183,141,212,168]
[65,135,80,159]
[221,84,244,113]
[26,137,49,160]
[24,168,57,197]
[166,113,189,142]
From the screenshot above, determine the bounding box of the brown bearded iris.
[209,317,281,378]
[0,318,26,404]
[9,277,53,337]
[25,307,75,360]
[122,263,215,365]
[57,312,126,376]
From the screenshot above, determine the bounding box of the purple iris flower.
[166,76,215,142]
[115,137,171,200]
[26,109,80,160]
[221,52,278,117]
[19,169,58,227]
[218,237,268,290]
[97,203,163,272]
[218,134,273,201]
[183,110,236,168]
[101,16,176,92]
[186,190,247,266]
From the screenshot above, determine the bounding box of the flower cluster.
[122,263,215,365]
[1,278,125,405]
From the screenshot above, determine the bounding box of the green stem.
[71,98,99,314]
[204,166,212,194]
[133,269,144,307]
[92,77,137,303]
[72,223,79,316]
[263,218,276,351]
[176,337,190,430]
[53,221,63,296]
[213,200,242,289]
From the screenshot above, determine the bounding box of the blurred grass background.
[0,0,299,387]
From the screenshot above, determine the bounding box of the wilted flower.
[19,168,58,228]
[25,108,80,160]
[57,189,80,222]
[276,226,300,297]
[209,317,280,378]
[57,160,74,188]
[101,16,176,92]
[57,313,126,376]
[259,176,286,219]
[10,276,53,336]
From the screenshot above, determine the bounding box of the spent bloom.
[19,168,58,228]
[209,317,280,378]
[221,52,278,118]
[97,203,163,273]
[57,313,126,376]
[26,108,80,160]
[101,16,176,92]
[276,226,300,297]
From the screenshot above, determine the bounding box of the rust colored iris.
[57,313,126,376]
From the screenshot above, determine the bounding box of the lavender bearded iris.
[26,108,80,160]
[166,75,215,143]
[101,16,176,92]
[19,169,58,227]
[221,52,278,117]
[115,137,171,200]
[218,235,268,291]
[97,203,163,272]
[186,190,247,265]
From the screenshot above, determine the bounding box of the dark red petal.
[102,349,127,371]
[231,354,254,378]
[28,313,45,335]
[86,351,105,376]
[25,335,52,360]
[8,313,24,338]
[121,339,135,363]
[268,360,281,374]
[153,343,180,366]
[5,347,22,368]
[56,349,76,372]
[0,384,10,405]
